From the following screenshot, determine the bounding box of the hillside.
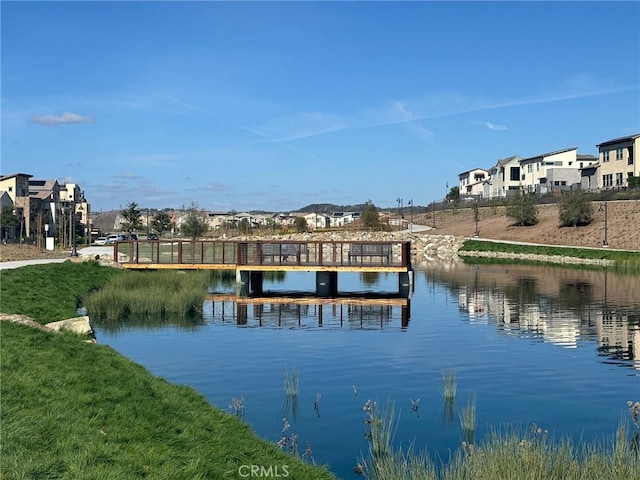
[414,200,640,251]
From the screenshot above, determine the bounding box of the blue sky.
[2,1,639,213]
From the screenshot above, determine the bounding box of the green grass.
[0,261,125,323]
[460,240,640,272]
[441,368,457,401]
[1,322,335,479]
[283,367,300,397]
[358,417,640,480]
[84,270,210,320]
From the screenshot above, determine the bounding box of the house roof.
[458,167,488,177]
[520,147,577,163]
[596,133,640,148]
[495,155,520,166]
[0,173,33,181]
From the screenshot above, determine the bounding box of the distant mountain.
[295,203,369,214]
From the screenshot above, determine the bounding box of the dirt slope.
[414,200,640,251]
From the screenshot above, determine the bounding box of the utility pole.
[408,199,413,233]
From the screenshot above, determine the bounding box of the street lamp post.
[70,200,78,257]
[432,202,436,228]
[601,200,609,247]
[408,199,413,233]
[474,200,480,237]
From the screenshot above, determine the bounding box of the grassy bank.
[1,322,334,479]
[0,260,125,323]
[0,262,334,479]
[459,240,640,272]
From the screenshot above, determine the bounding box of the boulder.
[45,315,93,335]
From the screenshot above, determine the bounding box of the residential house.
[304,212,330,229]
[328,211,360,227]
[519,147,584,194]
[0,173,33,237]
[483,156,521,198]
[28,178,61,236]
[458,168,488,197]
[596,133,640,189]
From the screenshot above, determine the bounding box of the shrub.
[559,191,594,227]
[506,189,538,226]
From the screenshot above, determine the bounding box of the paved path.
[0,246,122,270]
[0,258,69,270]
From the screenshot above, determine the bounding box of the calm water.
[94,263,640,479]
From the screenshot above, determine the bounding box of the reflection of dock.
[205,294,411,328]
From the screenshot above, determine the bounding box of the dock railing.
[116,239,411,269]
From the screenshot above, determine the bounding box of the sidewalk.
[0,246,123,270]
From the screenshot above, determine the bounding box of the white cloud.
[29,111,95,126]
[251,80,635,143]
[475,121,508,131]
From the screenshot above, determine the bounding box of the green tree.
[446,186,460,203]
[151,211,172,235]
[361,200,381,230]
[237,218,250,234]
[628,176,640,189]
[559,191,594,227]
[506,189,538,226]
[121,202,142,233]
[294,216,308,233]
[0,206,19,240]
[180,202,209,240]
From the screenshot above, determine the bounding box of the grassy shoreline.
[1,262,334,479]
[459,239,640,272]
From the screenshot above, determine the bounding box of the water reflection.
[205,294,411,329]
[425,264,640,370]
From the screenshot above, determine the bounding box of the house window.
[510,167,519,181]
[616,173,623,186]
[561,181,567,186]
[616,148,623,160]
[603,174,613,187]
[521,174,526,181]
[602,150,610,162]
[629,155,634,165]
[554,181,560,186]
[527,164,532,173]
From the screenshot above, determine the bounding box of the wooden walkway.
[115,239,411,273]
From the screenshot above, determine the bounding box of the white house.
[458,168,489,197]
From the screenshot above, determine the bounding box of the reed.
[460,393,477,445]
[363,399,398,460]
[441,368,457,401]
[283,367,299,397]
[84,270,209,320]
[359,442,437,480]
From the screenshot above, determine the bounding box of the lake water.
[94,263,640,479]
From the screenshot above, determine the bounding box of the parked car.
[105,234,126,245]
[147,233,159,240]
[94,237,107,246]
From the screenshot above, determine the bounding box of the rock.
[45,316,94,335]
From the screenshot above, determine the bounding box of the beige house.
[0,173,33,237]
[596,133,640,189]
[304,212,330,229]
[519,147,586,194]
[483,156,522,198]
